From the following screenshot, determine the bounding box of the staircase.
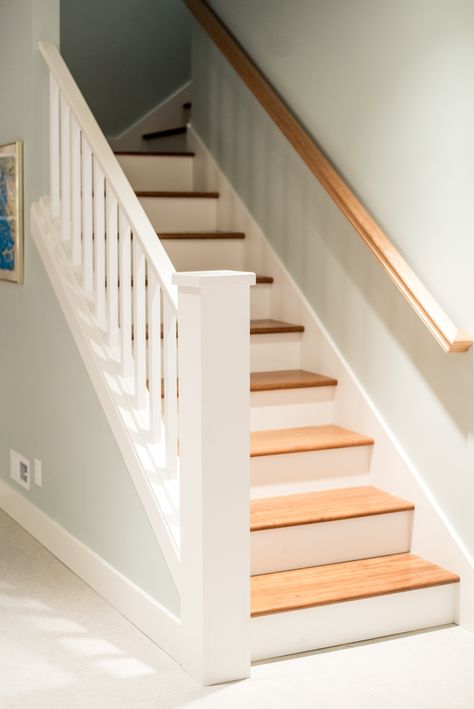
[115,142,460,661]
[31,42,463,685]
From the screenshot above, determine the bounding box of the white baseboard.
[0,477,183,664]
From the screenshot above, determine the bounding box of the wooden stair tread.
[158,231,245,239]
[114,150,195,157]
[136,319,297,340]
[136,190,219,198]
[250,553,459,617]
[256,275,274,284]
[250,424,373,457]
[250,485,414,531]
[251,369,336,392]
[142,125,187,140]
[250,319,304,335]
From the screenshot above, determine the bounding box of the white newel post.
[173,270,256,686]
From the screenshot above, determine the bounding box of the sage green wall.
[0,0,179,614]
[192,1,474,554]
[60,0,192,136]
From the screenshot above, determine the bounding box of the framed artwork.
[0,141,23,284]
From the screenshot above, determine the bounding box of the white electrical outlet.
[34,459,42,486]
[10,449,30,491]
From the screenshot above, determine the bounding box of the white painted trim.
[0,478,183,664]
[251,510,413,575]
[175,271,252,684]
[31,199,182,590]
[109,81,192,141]
[188,125,474,633]
[250,584,458,661]
[39,42,177,308]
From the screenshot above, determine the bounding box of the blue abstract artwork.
[0,141,22,283]
[0,155,16,271]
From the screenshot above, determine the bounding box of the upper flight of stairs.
[115,145,460,662]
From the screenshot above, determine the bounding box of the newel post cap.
[172,270,256,289]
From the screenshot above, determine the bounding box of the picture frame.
[0,140,23,284]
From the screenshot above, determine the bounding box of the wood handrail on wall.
[185,0,472,353]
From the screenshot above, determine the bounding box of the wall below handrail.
[185,0,471,353]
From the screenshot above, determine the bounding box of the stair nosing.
[250,369,337,392]
[250,553,460,617]
[134,319,299,340]
[250,486,414,532]
[142,125,187,140]
[250,424,374,457]
[136,190,219,199]
[115,150,195,157]
[158,231,245,239]
[250,319,304,335]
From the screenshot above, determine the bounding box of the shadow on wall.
[60,0,192,136]
[193,31,473,440]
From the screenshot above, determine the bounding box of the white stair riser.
[160,238,244,271]
[117,154,193,191]
[250,386,335,431]
[159,332,301,374]
[250,583,458,661]
[250,284,272,319]
[251,445,373,499]
[251,510,413,575]
[139,196,218,231]
[250,333,302,372]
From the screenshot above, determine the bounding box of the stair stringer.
[188,125,474,633]
[30,197,183,611]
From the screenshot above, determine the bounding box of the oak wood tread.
[142,125,187,140]
[136,319,298,340]
[158,231,245,239]
[250,369,336,392]
[250,424,374,457]
[250,485,414,532]
[136,190,219,198]
[250,553,459,617]
[250,319,304,335]
[114,150,195,157]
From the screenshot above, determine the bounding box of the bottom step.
[251,554,459,661]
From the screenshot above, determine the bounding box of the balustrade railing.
[42,42,179,479]
[38,40,253,685]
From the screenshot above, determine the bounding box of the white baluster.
[81,138,93,293]
[163,297,177,476]
[173,270,255,686]
[93,160,106,327]
[49,75,60,219]
[71,116,82,266]
[60,93,71,241]
[106,187,119,349]
[148,270,162,443]
[133,239,146,410]
[119,211,132,377]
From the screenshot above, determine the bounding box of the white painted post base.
[173,270,256,686]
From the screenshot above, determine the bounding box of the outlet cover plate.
[10,449,30,491]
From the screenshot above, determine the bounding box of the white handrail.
[39,41,178,311]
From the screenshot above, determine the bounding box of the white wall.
[192,1,474,555]
[0,0,178,614]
